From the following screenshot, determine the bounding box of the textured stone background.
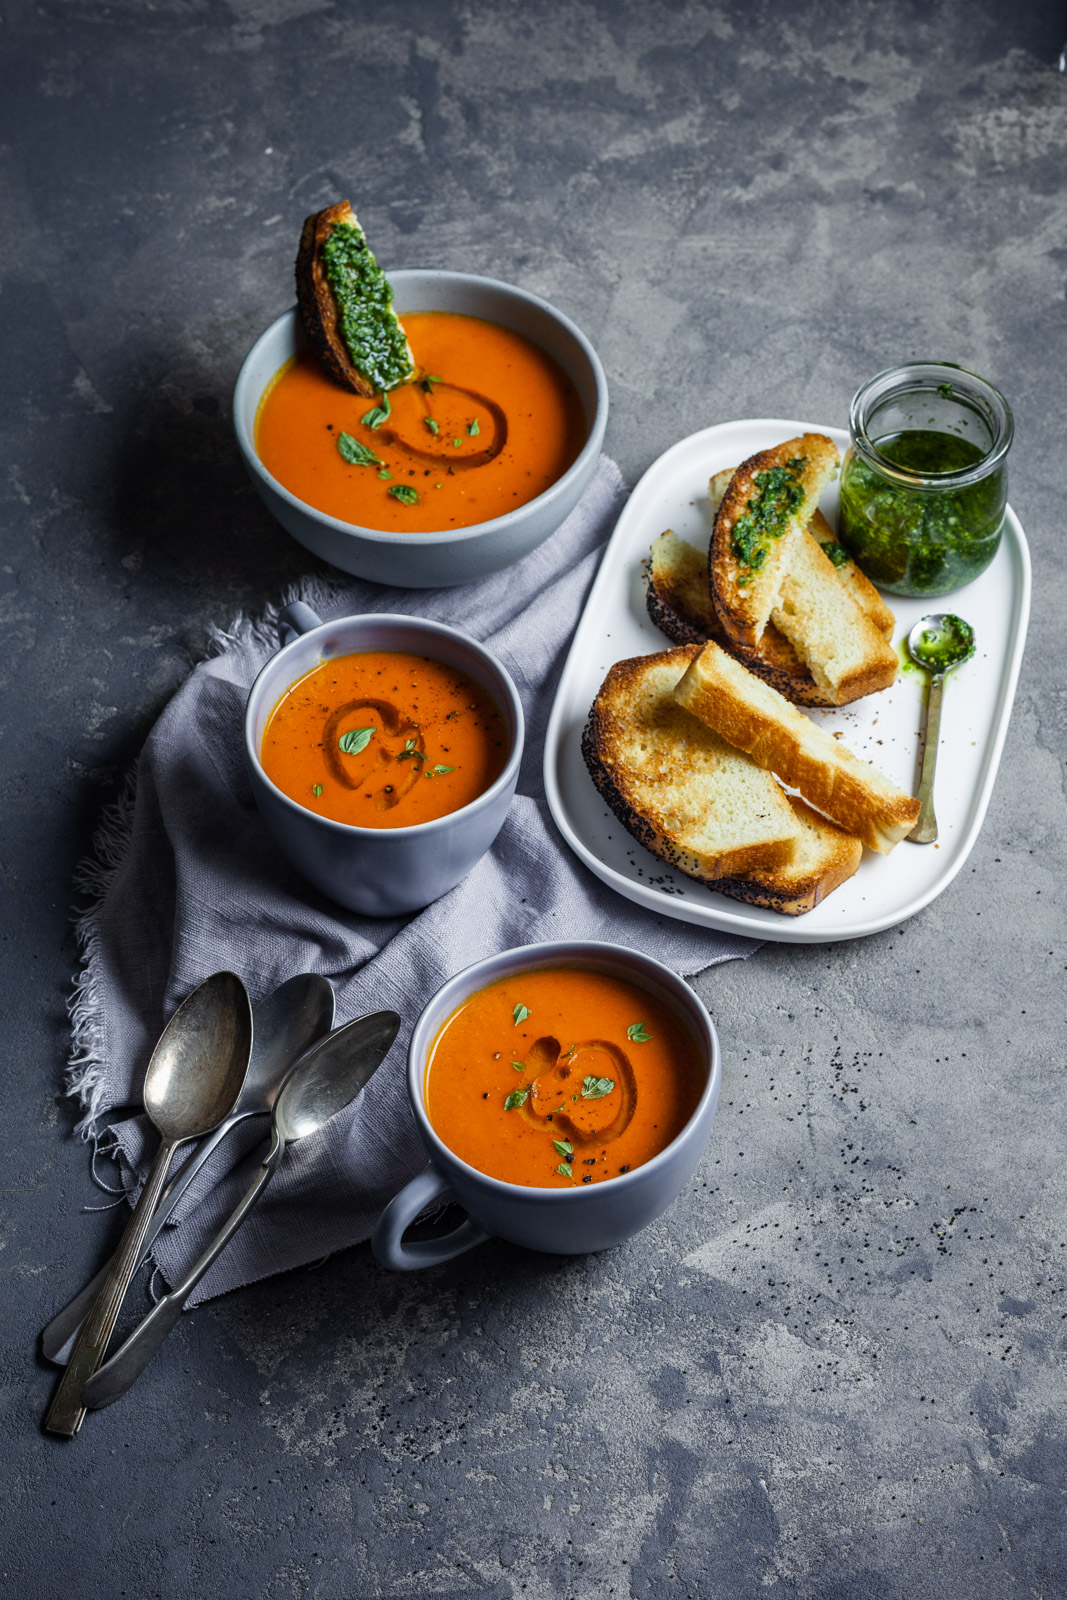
[3,2,1067,1596]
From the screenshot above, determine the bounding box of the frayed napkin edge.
[64,572,349,1144]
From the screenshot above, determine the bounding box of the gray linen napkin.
[68,456,760,1304]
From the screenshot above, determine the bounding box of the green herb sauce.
[731,457,807,585]
[820,539,851,569]
[838,429,1006,596]
[911,613,975,672]
[321,224,415,392]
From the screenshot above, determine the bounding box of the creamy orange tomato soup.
[425,967,705,1188]
[260,650,509,829]
[255,311,587,533]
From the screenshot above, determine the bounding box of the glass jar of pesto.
[838,362,1013,596]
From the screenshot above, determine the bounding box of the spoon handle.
[41,1114,248,1366]
[82,1133,284,1411]
[44,1135,182,1436]
[909,672,944,845]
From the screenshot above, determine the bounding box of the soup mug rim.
[244,610,525,840]
[407,938,721,1200]
[234,269,608,549]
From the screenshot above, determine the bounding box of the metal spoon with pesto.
[906,613,976,845]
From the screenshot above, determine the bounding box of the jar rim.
[849,361,1014,488]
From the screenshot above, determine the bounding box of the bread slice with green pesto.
[296,201,415,397]
[708,466,895,640]
[582,647,801,883]
[710,434,841,650]
[714,797,863,915]
[673,641,920,854]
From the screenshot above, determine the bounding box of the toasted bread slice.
[710,434,840,649]
[673,641,920,853]
[647,530,730,647]
[715,797,863,915]
[648,518,894,707]
[808,525,895,637]
[582,648,800,882]
[296,201,414,397]
[770,530,898,701]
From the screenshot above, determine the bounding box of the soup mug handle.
[278,601,324,646]
[372,1164,493,1272]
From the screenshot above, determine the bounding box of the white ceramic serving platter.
[544,418,1031,944]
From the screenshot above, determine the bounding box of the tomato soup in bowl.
[233,271,609,588]
[244,604,523,916]
[371,941,721,1270]
[260,647,509,830]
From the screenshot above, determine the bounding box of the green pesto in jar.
[732,456,806,586]
[322,223,415,392]
[838,429,1006,596]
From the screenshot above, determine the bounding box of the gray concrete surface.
[3,2,1067,1595]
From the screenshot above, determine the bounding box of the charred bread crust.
[713,800,863,916]
[644,579,712,648]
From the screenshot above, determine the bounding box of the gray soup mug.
[371,940,721,1270]
[244,603,524,917]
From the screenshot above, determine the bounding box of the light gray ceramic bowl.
[371,940,721,1269]
[232,270,608,588]
[244,602,524,917]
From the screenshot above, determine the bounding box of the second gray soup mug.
[244,603,524,917]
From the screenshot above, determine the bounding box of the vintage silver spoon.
[906,613,976,845]
[43,973,335,1366]
[81,1008,401,1412]
[44,971,253,1437]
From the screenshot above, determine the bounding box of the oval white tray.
[544,418,1031,944]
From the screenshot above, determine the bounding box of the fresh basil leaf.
[431,764,454,775]
[504,1089,529,1110]
[627,1022,652,1043]
[511,1059,525,1071]
[581,1075,615,1099]
[420,374,442,393]
[452,437,462,448]
[312,783,323,797]
[388,484,419,505]
[339,726,376,756]
[361,391,392,430]
[552,1140,573,1159]
[424,417,439,435]
[397,739,423,763]
[467,418,480,437]
[512,1003,531,1026]
[377,468,393,480]
[556,1163,573,1179]
[337,432,381,467]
